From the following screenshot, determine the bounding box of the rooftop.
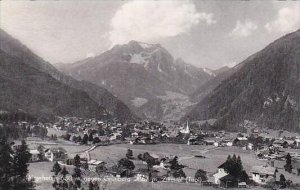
[251,165,276,175]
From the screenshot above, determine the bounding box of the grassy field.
[28,140,300,190]
[89,144,267,179]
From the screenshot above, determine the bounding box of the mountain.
[57,41,213,121]
[0,29,137,121]
[185,29,300,132]
[212,66,231,75]
[190,66,239,103]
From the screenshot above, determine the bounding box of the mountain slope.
[185,29,300,132]
[57,41,213,121]
[0,49,105,120]
[0,29,137,121]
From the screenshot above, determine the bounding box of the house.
[135,173,148,182]
[219,174,237,188]
[150,168,169,181]
[294,139,300,148]
[204,140,215,146]
[233,137,248,147]
[238,182,247,188]
[213,163,229,185]
[131,132,139,138]
[251,165,276,184]
[44,147,67,162]
[29,149,41,162]
[109,132,121,141]
[88,159,106,172]
[247,143,254,150]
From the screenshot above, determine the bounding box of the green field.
[28,140,300,190]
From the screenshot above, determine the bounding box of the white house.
[44,147,67,162]
[213,163,229,185]
[29,149,41,162]
[294,139,300,148]
[131,132,139,138]
[247,143,254,150]
[109,132,121,141]
[226,142,233,147]
[214,142,219,147]
[251,165,276,184]
[88,160,106,172]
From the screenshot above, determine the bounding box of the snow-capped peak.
[138,42,154,49]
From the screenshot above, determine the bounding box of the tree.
[88,133,94,142]
[93,181,100,190]
[118,158,135,177]
[88,180,94,190]
[93,137,101,144]
[72,154,82,188]
[74,154,81,168]
[61,166,69,179]
[223,154,248,182]
[173,169,186,178]
[0,137,14,189]
[126,149,133,159]
[170,156,184,170]
[52,161,62,176]
[240,170,249,182]
[195,169,207,181]
[12,140,35,189]
[82,134,88,145]
[284,153,292,173]
[52,179,58,189]
[137,154,143,160]
[143,152,156,169]
[63,133,71,141]
[280,174,286,185]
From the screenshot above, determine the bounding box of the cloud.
[230,20,258,37]
[265,6,300,34]
[109,0,216,45]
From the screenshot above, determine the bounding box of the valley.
[1,1,300,190]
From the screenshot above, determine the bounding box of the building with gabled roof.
[251,165,276,184]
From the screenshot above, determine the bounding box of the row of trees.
[222,155,249,182]
[0,123,47,140]
[0,138,34,190]
[63,133,101,145]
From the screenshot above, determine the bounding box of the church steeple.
[180,120,190,134]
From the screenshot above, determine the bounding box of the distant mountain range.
[3,26,298,132]
[185,29,300,132]
[57,41,214,121]
[0,29,137,122]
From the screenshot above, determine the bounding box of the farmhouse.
[29,149,41,162]
[88,159,106,172]
[233,137,248,147]
[294,139,300,148]
[213,163,229,185]
[251,165,276,184]
[44,147,67,162]
[219,174,237,188]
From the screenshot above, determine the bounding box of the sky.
[0,0,300,69]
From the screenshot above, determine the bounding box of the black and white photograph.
[0,0,300,189]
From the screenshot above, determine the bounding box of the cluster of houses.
[17,118,300,188]
[213,162,277,187]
